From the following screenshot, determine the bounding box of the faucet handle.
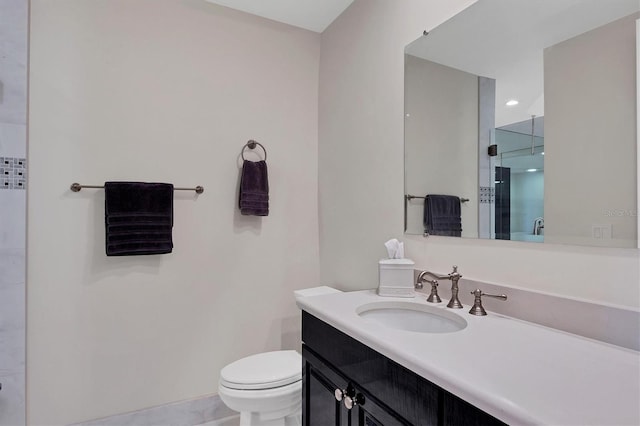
[469,289,507,316]
[426,280,441,303]
[450,265,461,278]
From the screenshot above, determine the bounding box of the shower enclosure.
[493,127,545,242]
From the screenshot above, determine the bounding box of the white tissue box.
[378,259,415,297]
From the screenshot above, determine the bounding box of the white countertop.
[296,289,640,426]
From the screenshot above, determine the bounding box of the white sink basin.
[356,301,467,333]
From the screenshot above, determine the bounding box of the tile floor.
[197,415,239,426]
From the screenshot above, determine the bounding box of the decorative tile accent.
[479,186,494,203]
[0,157,27,190]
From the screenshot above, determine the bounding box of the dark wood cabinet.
[303,347,349,426]
[304,347,412,426]
[302,311,506,426]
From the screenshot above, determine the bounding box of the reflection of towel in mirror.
[424,195,462,237]
[239,160,269,216]
[104,182,174,256]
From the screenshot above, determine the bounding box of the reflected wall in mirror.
[404,0,639,248]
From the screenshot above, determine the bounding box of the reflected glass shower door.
[494,141,545,242]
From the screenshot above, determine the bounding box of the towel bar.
[406,194,469,203]
[70,183,204,194]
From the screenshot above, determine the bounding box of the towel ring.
[242,140,267,161]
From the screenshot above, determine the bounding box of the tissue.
[384,238,405,259]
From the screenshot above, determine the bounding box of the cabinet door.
[352,394,413,426]
[304,347,412,426]
[303,347,350,426]
[303,312,439,425]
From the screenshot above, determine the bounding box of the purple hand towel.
[239,160,269,216]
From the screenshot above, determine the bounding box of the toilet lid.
[220,350,302,390]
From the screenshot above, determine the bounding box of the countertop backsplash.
[413,272,640,351]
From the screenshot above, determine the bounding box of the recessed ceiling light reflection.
[506,99,519,106]
[527,168,537,172]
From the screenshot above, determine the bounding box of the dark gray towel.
[239,160,269,216]
[424,194,462,237]
[104,182,174,256]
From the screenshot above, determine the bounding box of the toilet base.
[219,380,302,426]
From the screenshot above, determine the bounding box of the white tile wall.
[0,192,26,247]
[0,282,25,335]
[0,372,25,426]
[0,211,26,426]
[0,123,26,157]
[0,0,28,125]
[0,0,27,424]
[0,248,25,283]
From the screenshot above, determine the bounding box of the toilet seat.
[220,350,301,390]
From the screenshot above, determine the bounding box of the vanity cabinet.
[304,348,407,425]
[302,311,506,426]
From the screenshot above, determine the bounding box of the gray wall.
[404,55,478,237]
[0,0,27,424]
[318,0,639,307]
[545,13,639,247]
[318,0,476,289]
[28,1,320,423]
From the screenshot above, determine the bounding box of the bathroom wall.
[319,0,476,287]
[545,13,639,248]
[0,0,28,424]
[404,55,478,237]
[318,0,640,308]
[28,1,320,424]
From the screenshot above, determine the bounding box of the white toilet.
[218,350,302,426]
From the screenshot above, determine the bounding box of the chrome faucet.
[415,274,441,303]
[533,217,544,235]
[416,265,463,308]
[469,289,507,316]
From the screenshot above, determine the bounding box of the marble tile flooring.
[197,415,239,426]
[73,394,237,426]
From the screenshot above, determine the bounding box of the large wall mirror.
[404,0,639,248]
